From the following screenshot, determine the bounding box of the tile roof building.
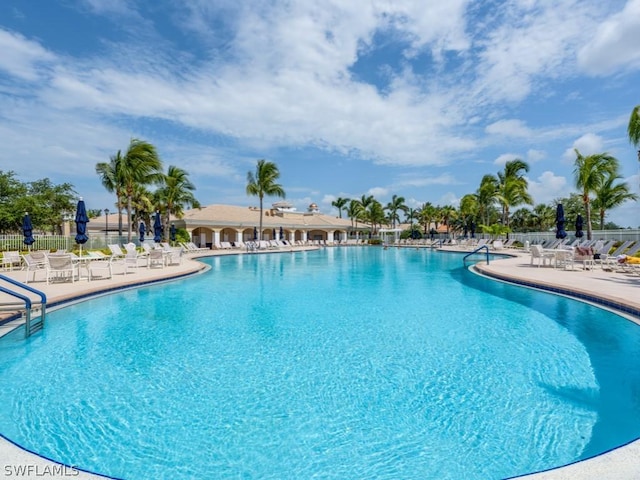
[173,204,366,247]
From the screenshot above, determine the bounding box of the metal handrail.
[0,274,47,337]
[463,245,490,266]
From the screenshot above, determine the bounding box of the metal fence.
[1,234,132,252]
[510,229,640,244]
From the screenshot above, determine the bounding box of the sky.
[1,0,639,227]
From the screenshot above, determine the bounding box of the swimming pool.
[0,247,639,479]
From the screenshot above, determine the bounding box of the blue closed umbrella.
[470,222,476,239]
[153,212,162,243]
[555,204,567,239]
[279,226,284,240]
[253,227,257,241]
[75,199,89,256]
[170,223,176,242]
[139,222,146,243]
[575,215,584,238]
[22,213,35,248]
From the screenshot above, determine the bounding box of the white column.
[236,230,242,243]
[213,230,220,246]
[327,231,335,243]
[302,230,308,242]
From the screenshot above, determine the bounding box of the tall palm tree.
[496,159,533,230]
[384,194,408,228]
[130,184,154,233]
[628,105,640,158]
[477,174,499,227]
[331,197,349,218]
[246,159,285,240]
[366,200,385,234]
[439,205,457,235]
[592,172,638,230]
[155,165,201,240]
[418,202,437,234]
[95,151,125,237]
[573,149,619,240]
[119,139,164,242]
[346,199,364,230]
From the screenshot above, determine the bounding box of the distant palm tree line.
[97,106,639,242]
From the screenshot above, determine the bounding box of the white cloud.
[368,187,388,197]
[526,149,546,162]
[577,0,640,75]
[438,192,460,207]
[528,171,569,204]
[394,173,463,188]
[562,133,605,162]
[485,119,532,138]
[0,29,55,81]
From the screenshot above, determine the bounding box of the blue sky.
[1,0,639,226]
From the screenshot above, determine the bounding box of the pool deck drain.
[0,245,638,479]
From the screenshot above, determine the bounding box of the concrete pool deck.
[0,245,638,479]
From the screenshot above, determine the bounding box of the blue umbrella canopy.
[153,212,162,243]
[575,214,584,238]
[139,222,146,243]
[555,203,567,239]
[170,223,176,242]
[74,199,89,245]
[22,213,35,246]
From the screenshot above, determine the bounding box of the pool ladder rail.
[463,245,490,266]
[0,274,47,338]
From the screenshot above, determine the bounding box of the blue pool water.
[0,247,639,479]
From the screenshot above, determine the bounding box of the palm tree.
[246,159,285,240]
[439,205,457,235]
[418,202,437,234]
[531,204,555,232]
[130,184,154,234]
[346,199,364,230]
[331,197,349,218]
[95,151,125,237]
[573,149,619,240]
[155,166,201,240]
[477,174,499,227]
[366,200,385,234]
[119,139,164,242]
[592,172,638,230]
[384,194,408,228]
[496,159,533,230]
[628,105,640,158]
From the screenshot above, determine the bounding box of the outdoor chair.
[46,254,77,284]
[2,251,22,271]
[530,245,554,267]
[88,257,113,281]
[22,252,48,284]
[147,249,165,269]
[165,247,183,266]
